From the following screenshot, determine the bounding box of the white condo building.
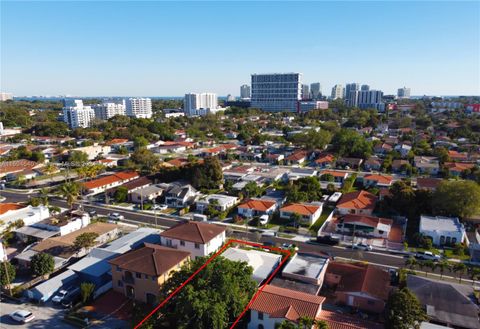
[240,84,251,99]
[63,99,95,128]
[125,98,152,119]
[331,84,344,100]
[94,100,126,120]
[0,92,13,101]
[184,93,218,117]
[251,73,302,112]
[397,87,411,99]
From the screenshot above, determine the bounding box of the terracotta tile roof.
[315,153,335,164]
[0,160,39,174]
[167,158,189,167]
[105,138,129,146]
[326,262,391,300]
[280,203,321,216]
[83,171,138,190]
[0,203,26,215]
[238,199,276,211]
[250,284,325,322]
[321,170,347,178]
[448,150,468,161]
[285,150,308,162]
[444,162,475,172]
[416,178,443,190]
[109,243,190,276]
[340,214,393,228]
[318,310,383,329]
[337,190,377,210]
[364,174,393,185]
[160,221,225,244]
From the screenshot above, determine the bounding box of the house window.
[116,265,121,272]
[166,239,172,247]
[194,243,200,249]
[258,312,263,320]
[136,272,142,279]
[118,280,123,287]
[180,241,185,246]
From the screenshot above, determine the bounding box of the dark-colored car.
[316,235,340,245]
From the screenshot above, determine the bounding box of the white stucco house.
[419,215,467,246]
[0,204,50,232]
[160,221,226,259]
[196,194,238,213]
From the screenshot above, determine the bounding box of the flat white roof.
[222,248,282,283]
[420,215,464,233]
[283,253,328,280]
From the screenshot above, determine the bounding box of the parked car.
[156,204,168,210]
[281,243,299,251]
[193,214,208,222]
[263,241,275,247]
[353,243,373,251]
[52,290,69,303]
[261,231,276,237]
[88,210,97,218]
[108,212,124,221]
[316,235,340,246]
[415,251,441,261]
[9,310,35,323]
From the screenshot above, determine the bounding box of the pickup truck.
[415,251,441,261]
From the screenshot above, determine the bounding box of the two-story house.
[160,221,226,259]
[165,184,199,209]
[109,243,190,304]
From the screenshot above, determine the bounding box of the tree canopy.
[286,176,322,203]
[31,252,55,276]
[192,156,224,190]
[432,180,480,219]
[73,232,99,250]
[0,261,16,288]
[331,129,372,159]
[385,287,427,329]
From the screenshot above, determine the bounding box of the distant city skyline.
[1,1,479,96]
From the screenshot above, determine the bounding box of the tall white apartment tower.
[397,87,411,99]
[94,100,126,120]
[184,93,218,117]
[331,84,344,100]
[310,83,321,99]
[251,73,302,112]
[125,98,152,119]
[240,84,251,99]
[63,99,95,128]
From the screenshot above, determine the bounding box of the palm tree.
[423,260,434,278]
[468,266,480,286]
[314,320,329,329]
[405,257,417,270]
[298,317,314,329]
[435,260,450,279]
[58,181,80,209]
[38,188,50,206]
[454,263,467,283]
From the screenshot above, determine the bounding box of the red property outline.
[134,238,291,329]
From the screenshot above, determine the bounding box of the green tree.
[157,256,257,329]
[405,257,417,270]
[0,261,16,289]
[192,156,224,190]
[331,129,372,159]
[385,287,428,329]
[285,176,322,203]
[453,263,467,283]
[68,150,89,164]
[31,252,54,277]
[58,181,81,209]
[433,180,480,219]
[80,282,96,303]
[435,260,450,279]
[73,232,99,251]
[275,321,297,329]
[114,186,129,203]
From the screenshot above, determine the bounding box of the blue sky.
[1,1,479,96]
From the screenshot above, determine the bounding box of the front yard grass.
[309,206,335,234]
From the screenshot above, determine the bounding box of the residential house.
[444,162,476,176]
[83,171,139,194]
[374,143,393,156]
[407,275,480,329]
[314,153,335,168]
[284,150,308,165]
[0,203,50,231]
[196,194,238,213]
[71,145,112,160]
[109,243,190,304]
[363,156,382,171]
[391,159,410,173]
[282,252,329,286]
[106,176,152,199]
[0,160,41,178]
[164,184,199,209]
[448,150,469,162]
[160,221,226,258]
[325,262,391,314]
[320,170,348,184]
[416,178,443,191]
[265,153,284,165]
[394,143,412,158]
[336,157,363,170]
[363,174,393,188]
[414,156,440,175]
[248,284,325,329]
[287,168,317,181]
[336,190,378,216]
[280,203,323,226]
[130,184,165,204]
[336,214,393,239]
[237,199,277,218]
[419,215,467,246]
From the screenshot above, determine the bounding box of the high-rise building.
[184,93,218,116]
[227,94,236,102]
[240,84,251,99]
[94,100,126,120]
[345,83,360,106]
[251,73,302,112]
[331,84,344,100]
[125,98,152,119]
[361,84,370,91]
[310,83,321,99]
[0,92,13,101]
[357,90,384,110]
[397,87,411,99]
[302,84,310,100]
[63,99,95,128]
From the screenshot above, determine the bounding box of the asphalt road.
[0,189,467,279]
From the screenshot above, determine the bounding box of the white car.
[10,310,35,323]
[353,243,373,251]
[415,251,441,261]
[153,204,168,211]
[108,212,124,221]
[52,289,68,303]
